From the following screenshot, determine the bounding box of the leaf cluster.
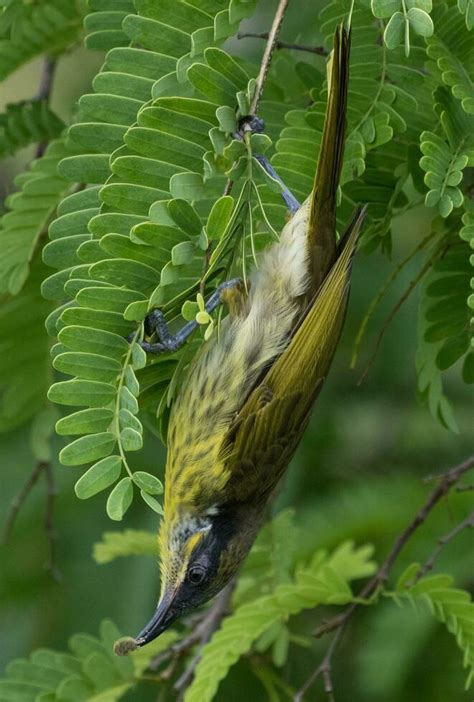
[0,618,177,702]
[0,0,84,81]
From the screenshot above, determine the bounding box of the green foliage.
[0,257,52,433]
[41,0,277,516]
[275,1,425,253]
[93,529,158,563]
[420,88,474,218]
[371,0,434,56]
[458,0,474,29]
[1,0,474,698]
[0,618,178,702]
[0,101,64,158]
[0,139,71,296]
[427,4,474,114]
[185,541,375,702]
[0,0,84,80]
[393,566,474,688]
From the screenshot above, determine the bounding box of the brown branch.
[249,0,292,116]
[35,56,57,158]
[2,460,61,581]
[237,31,328,56]
[201,0,291,282]
[174,580,235,699]
[294,454,474,701]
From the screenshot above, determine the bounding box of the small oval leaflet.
[206,195,234,241]
[120,427,143,451]
[119,407,142,433]
[140,490,164,515]
[131,342,147,370]
[75,455,122,500]
[59,432,116,466]
[133,471,163,495]
[125,366,140,396]
[107,477,134,521]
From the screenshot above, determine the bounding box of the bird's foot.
[130,278,243,355]
[235,114,301,214]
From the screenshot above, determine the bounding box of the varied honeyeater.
[133,23,365,647]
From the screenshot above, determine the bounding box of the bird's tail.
[307,22,351,296]
[267,203,366,402]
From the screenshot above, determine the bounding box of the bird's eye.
[187,565,206,585]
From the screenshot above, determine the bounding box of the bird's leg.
[237,115,301,214]
[137,278,242,354]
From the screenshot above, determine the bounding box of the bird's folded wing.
[220,207,365,504]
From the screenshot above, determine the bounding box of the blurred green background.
[0,2,472,701]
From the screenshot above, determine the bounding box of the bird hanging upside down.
[125,23,365,649]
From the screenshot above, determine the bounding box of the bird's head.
[134,503,258,646]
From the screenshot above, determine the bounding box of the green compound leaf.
[0,100,64,158]
[420,88,474,218]
[0,258,52,433]
[416,232,472,432]
[0,0,84,80]
[0,139,71,296]
[106,477,134,521]
[0,617,175,702]
[93,529,158,563]
[44,0,258,526]
[390,569,474,689]
[75,456,123,499]
[428,4,474,114]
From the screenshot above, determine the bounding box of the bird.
[128,22,365,649]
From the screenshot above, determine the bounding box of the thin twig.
[294,454,474,701]
[2,461,47,543]
[35,56,57,158]
[456,484,474,492]
[201,0,291,283]
[249,0,292,116]
[174,580,235,699]
[237,31,328,56]
[357,243,447,385]
[2,460,61,581]
[413,510,474,583]
[36,55,57,102]
[148,579,235,679]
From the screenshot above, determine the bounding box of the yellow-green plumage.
[135,24,365,647]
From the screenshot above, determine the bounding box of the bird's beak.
[134,589,177,647]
